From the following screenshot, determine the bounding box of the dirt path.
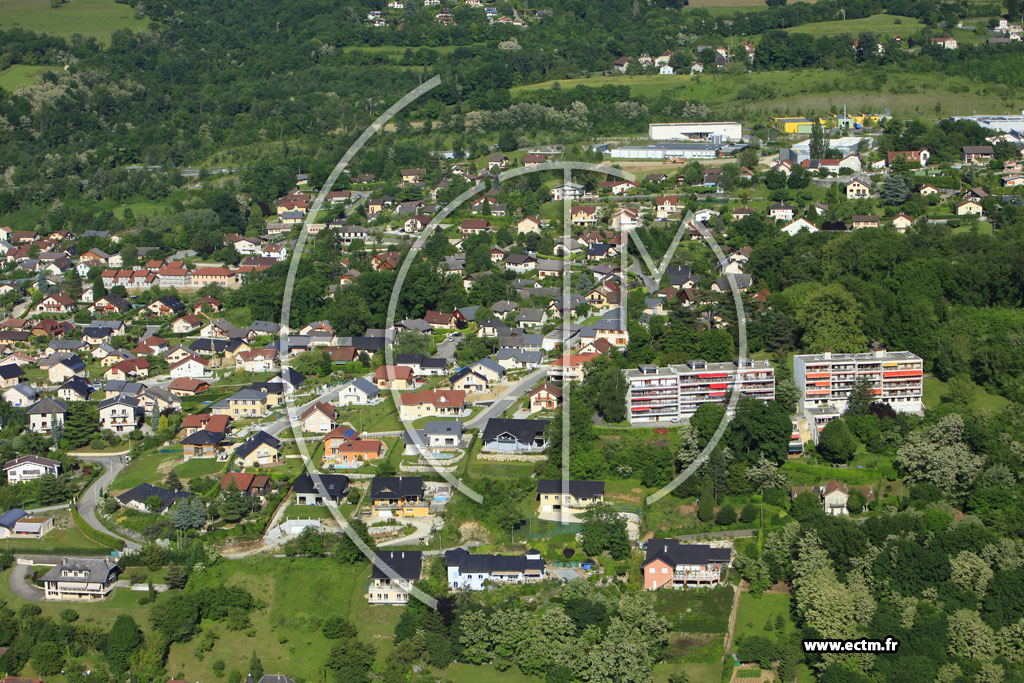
[722,579,747,657]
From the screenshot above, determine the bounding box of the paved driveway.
[9,564,44,602]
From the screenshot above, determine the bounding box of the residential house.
[850,214,880,229]
[322,432,384,468]
[116,483,190,513]
[211,388,268,418]
[956,198,984,216]
[642,540,732,590]
[3,455,60,484]
[369,476,427,517]
[445,548,545,590]
[219,472,271,497]
[962,145,995,164]
[41,557,121,601]
[98,395,142,434]
[517,216,542,235]
[481,418,549,453]
[57,376,91,402]
[768,203,796,221]
[374,365,414,390]
[398,389,465,421]
[301,401,338,433]
[3,383,36,407]
[32,292,74,316]
[536,479,605,515]
[233,431,282,468]
[366,550,422,604]
[338,377,382,406]
[168,378,211,396]
[403,420,463,457]
[292,472,350,505]
[181,429,227,460]
[27,398,67,435]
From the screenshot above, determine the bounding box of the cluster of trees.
[746,222,1024,401]
[391,577,669,683]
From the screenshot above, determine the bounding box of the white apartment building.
[624,360,776,424]
[793,350,923,441]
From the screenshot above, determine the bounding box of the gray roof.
[40,557,120,585]
[27,398,68,415]
[342,377,380,397]
[468,357,505,376]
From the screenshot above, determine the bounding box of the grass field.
[0,64,61,91]
[0,510,110,553]
[0,0,149,44]
[922,376,1010,413]
[173,457,226,479]
[112,446,182,492]
[785,13,922,36]
[733,591,798,644]
[164,557,385,681]
[513,68,1021,120]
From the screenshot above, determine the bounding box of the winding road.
[73,454,142,552]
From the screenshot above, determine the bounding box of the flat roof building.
[624,360,776,424]
[793,350,923,434]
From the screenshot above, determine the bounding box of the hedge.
[71,505,126,551]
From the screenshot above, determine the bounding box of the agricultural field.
[513,68,1022,120]
[0,0,149,44]
[0,64,60,92]
[784,13,923,37]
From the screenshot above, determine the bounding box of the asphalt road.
[9,564,43,601]
[74,454,142,552]
[465,366,548,429]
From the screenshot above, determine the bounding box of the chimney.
[822,351,831,360]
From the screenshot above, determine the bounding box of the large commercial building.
[606,142,724,160]
[793,350,923,439]
[648,122,743,142]
[949,113,1024,133]
[624,360,776,424]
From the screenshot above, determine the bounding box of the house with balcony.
[27,398,68,435]
[292,472,350,505]
[445,548,545,590]
[322,432,384,469]
[369,476,428,517]
[181,429,228,460]
[211,388,268,418]
[403,420,463,457]
[99,395,142,434]
[481,418,549,453]
[398,389,465,421]
[233,430,282,468]
[366,550,422,605]
[41,557,122,601]
[536,479,605,515]
[3,455,60,484]
[642,540,732,590]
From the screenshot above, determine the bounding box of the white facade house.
[4,455,60,484]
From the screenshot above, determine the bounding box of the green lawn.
[922,376,1010,413]
[165,557,388,681]
[336,396,402,433]
[655,585,734,634]
[785,13,922,36]
[0,64,61,91]
[111,446,182,492]
[951,221,994,236]
[173,457,226,479]
[0,0,149,44]
[733,591,797,645]
[0,510,110,553]
[515,74,693,99]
